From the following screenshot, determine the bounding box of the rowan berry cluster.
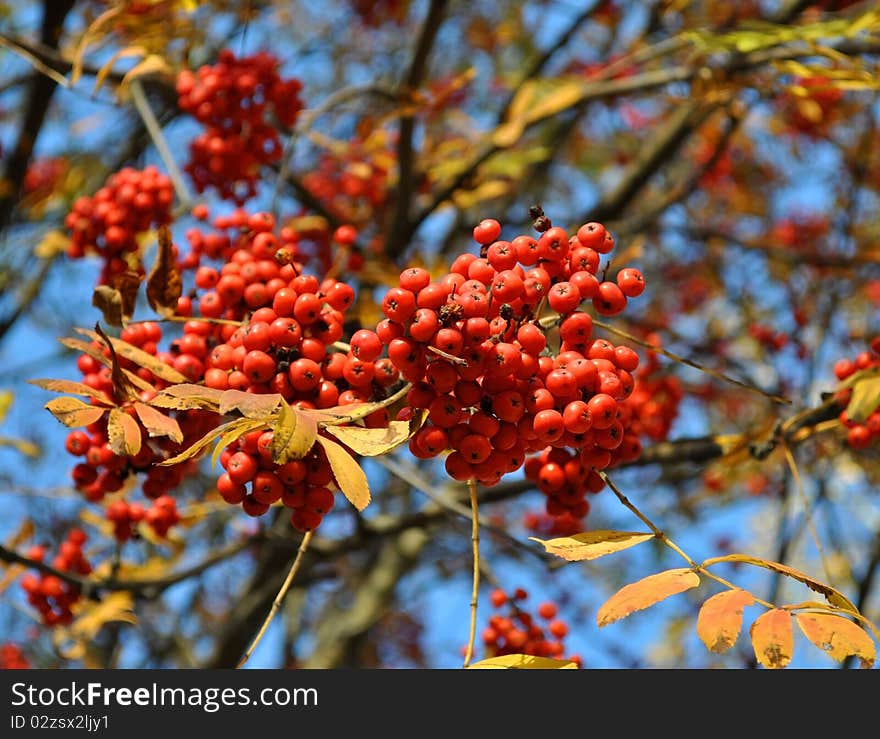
[0,643,30,669]
[63,166,174,284]
[177,50,304,203]
[480,587,581,665]
[834,337,880,450]
[386,217,644,519]
[20,530,91,627]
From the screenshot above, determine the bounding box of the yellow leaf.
[529,530,655,562]
[322,421,413,457]
[33,229,71,258]
[750,608,793,669]
[696,589,755,653]
[28,378,113,403]
[597,568,701,628]
[119,53,173,97]
[158,417,253,467]
[133,401,183,443]
[451,180,511,210]
[74,328,188,385]
[107,408,142,457]
[315,435,370,511]
[845,375,880,424]
[57,336,156,395]
[150,383,224,411]
[0,436,40,457]
[467,654,578,669]
[271,400,318,463]
[795,612,876,668]
[219,389,283,418]
[0,390,11,423]
[71,592,137,641]
[210,419,266,470]
[45,397,107,428]
[701,553,857,612]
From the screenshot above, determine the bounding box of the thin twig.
[462,478,480,668]
[590,317,791,405]
[781,441,833,586]
[129,78,192,208]
[237,530,313,668]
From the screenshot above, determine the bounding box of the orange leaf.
[107,407,142,458]
[795,612,876,668]
[45,397,108,428]
[133,402,183,443]
[529,530,654,562]
[57,336,156,395]
[702,553,857,612]
[750,608,793,669]
[697,589,755,653]
[597,568,700,627]
[146,225,182,318]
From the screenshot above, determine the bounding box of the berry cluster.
[620,343,683,443]
[386,217,644,512]
[217,432,337,532]
[20,530,91,627]
[177,50,304,204]
[779,75,843,138]
[0,643,30,669]
[834,337,880,450]
[105,495,180,541]
[480,587,581,665]
[63,166,174,284]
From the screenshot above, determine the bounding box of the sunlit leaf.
[271,400,318,463]
[467,654,578,669]
[315,435,370,511]
[150,383,224,411]
[28,378,113,403]
[33,229,72,259]
[146,225,182,318]
[219,389,283,419]
[322,421,413,457]
[45,397,107,428]
[210,419,266,470]
[696,589,755,653]
[57,336,154,395]
[529,530,655,562]
[107,407,142,457]
[158,417,251,467]
[597,568,701,628]
[74,327,188,385]
[845,375,880,424]
[701,554,857,612]
[750,608,793,669]
[0,390,12,423]
[133,401,183,443]
[795,612,876,668]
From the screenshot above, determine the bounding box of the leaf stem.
[237,529,313,668]
[462,478,480,668]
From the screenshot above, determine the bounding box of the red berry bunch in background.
[0,643,30,669]
[177,49,304,204]
[479,587,581,665]
[387,216,644,519]
[620,341,683,443]
[63,166,174,284]
[834,337,880,451]
[19,529,91,627]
